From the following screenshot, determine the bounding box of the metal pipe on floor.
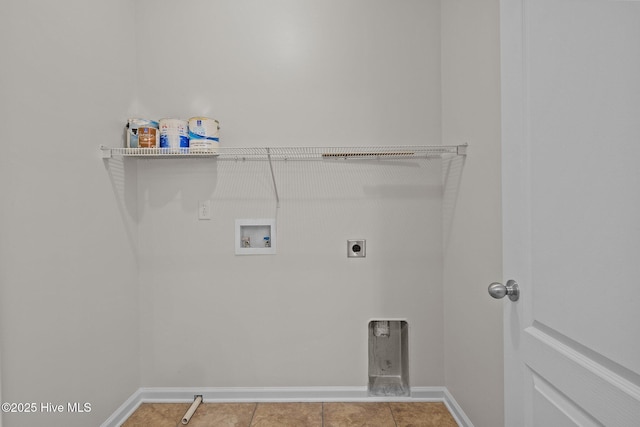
[181,395,202,425]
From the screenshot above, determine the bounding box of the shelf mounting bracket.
[100,145,112,159]
[266,147,280,208]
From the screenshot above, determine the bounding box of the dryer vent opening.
[368,320,409,397]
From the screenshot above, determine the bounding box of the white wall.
[134,0,441,147]
[441,1,504,427]
[0,1,140,426]
[133,0,446,388]
[137,158,446,387]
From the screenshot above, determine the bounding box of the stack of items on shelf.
[126,117,220,152]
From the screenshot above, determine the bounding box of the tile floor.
[122,401,458,427]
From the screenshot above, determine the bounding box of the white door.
[500,0,640,426]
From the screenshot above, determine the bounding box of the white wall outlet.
[198,200,211,220]
[348,239,366,258]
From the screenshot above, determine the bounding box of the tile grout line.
[388,402,399,427]
[248,402,258,427]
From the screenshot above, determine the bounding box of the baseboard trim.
[443,388,475,427]
[101,386,473,427]
[100,388,143,427]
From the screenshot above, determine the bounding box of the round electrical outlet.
[347,239,366,257]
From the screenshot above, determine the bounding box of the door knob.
[488,280,520,301]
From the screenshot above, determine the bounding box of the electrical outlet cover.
[198,200,211,220]
[348,239,366,258]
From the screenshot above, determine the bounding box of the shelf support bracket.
[266,147,280,208]
[100,145,112,159]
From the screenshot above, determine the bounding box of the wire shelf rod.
[100,144,466,160]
